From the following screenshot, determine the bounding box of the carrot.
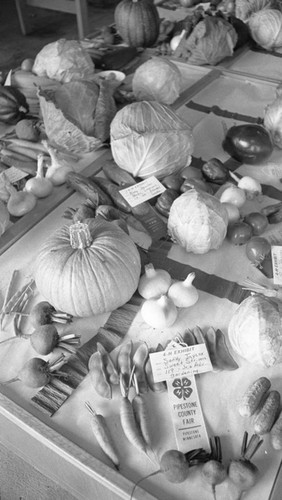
[0,153,37,176]
[132,342,149,394]
[2,143,44,161]
[85,401,120,469]
[5,138,47,153]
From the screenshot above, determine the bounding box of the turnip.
[227,432,263,498]
[29,301,73,327]
[0,354,67,388]
[200,436,227,498]
[0,323,80,355]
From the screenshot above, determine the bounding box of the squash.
[0,86,29,124]
[114,0,160,48]
[33,219,141,317]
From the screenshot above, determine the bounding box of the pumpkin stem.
[69,222,92,249]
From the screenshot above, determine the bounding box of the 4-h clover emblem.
[172,377,193,400]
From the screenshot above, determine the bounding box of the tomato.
[227,221,253,245]
[222,124,273,164]
[243,212,268,236]
[21,58,34,72]
[245,236,271,265]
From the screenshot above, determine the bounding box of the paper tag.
[271,246,282,285]
[150,343,213,383]
[3,167,28,183]
[167,375,210,453]
[119,176,166,207]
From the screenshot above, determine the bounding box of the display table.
[2,31,282,500]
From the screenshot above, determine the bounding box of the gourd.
[34,219,141,317]
[167,189,229,254]
[0,86,29,124]
[114,0,160,48]
[228,295,282,367]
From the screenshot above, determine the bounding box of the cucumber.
[270,409,282,450]
[253,390,280,435]
[238,377,271,418]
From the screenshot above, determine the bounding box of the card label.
[271,245,282,285]
[119,176,166,207]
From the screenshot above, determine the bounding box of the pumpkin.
[114,0,160,48]
[33,219,141,317]
[0,86,29,124]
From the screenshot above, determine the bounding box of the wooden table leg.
[14,0,32,35]
[75,0,89,39]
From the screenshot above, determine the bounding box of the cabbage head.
[110,101,194,179]
[248,9,282,49]
[33,39,95,83]
[167,189,228,254]
[236,0,282,22]
[132,58,182,105]
[185,16,238,66]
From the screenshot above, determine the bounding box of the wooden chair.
[14,0,89,39]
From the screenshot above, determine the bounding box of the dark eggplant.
[223,124,273,164]
[155,189,179,218]
[201,158,229,184]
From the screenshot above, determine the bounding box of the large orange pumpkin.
[34,218,141,317]
[114,0,160,48]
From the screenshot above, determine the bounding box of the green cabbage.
[248,9,282,49]
[110,101,194,179]
[184,16,238,66]
[236,0,282,22]
[132,58,182,105]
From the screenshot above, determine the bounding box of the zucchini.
[253,390,280,435]
[238,377,271,418]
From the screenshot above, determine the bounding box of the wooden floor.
[0,0,117,73]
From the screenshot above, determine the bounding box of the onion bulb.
[218,184,246,208]
[6,183,37,217]
[25,153,53,198]
[168,272,199,308]
[138,263,172,299]
[43,140,75,186]
[141,295,178,328]
[229,172,262,199]
[221,202,241,224]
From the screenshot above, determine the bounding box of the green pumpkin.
[114,0,160,48]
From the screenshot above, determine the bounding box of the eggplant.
[223,124,273,165]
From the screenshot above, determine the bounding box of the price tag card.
[167,375,210,453]
[271,245,282,285]
[119,176,166,207]
[4,167,28,183]
[149,343,213,383]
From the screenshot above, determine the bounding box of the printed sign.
[119,176,166,207]
[150,340,212,452]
